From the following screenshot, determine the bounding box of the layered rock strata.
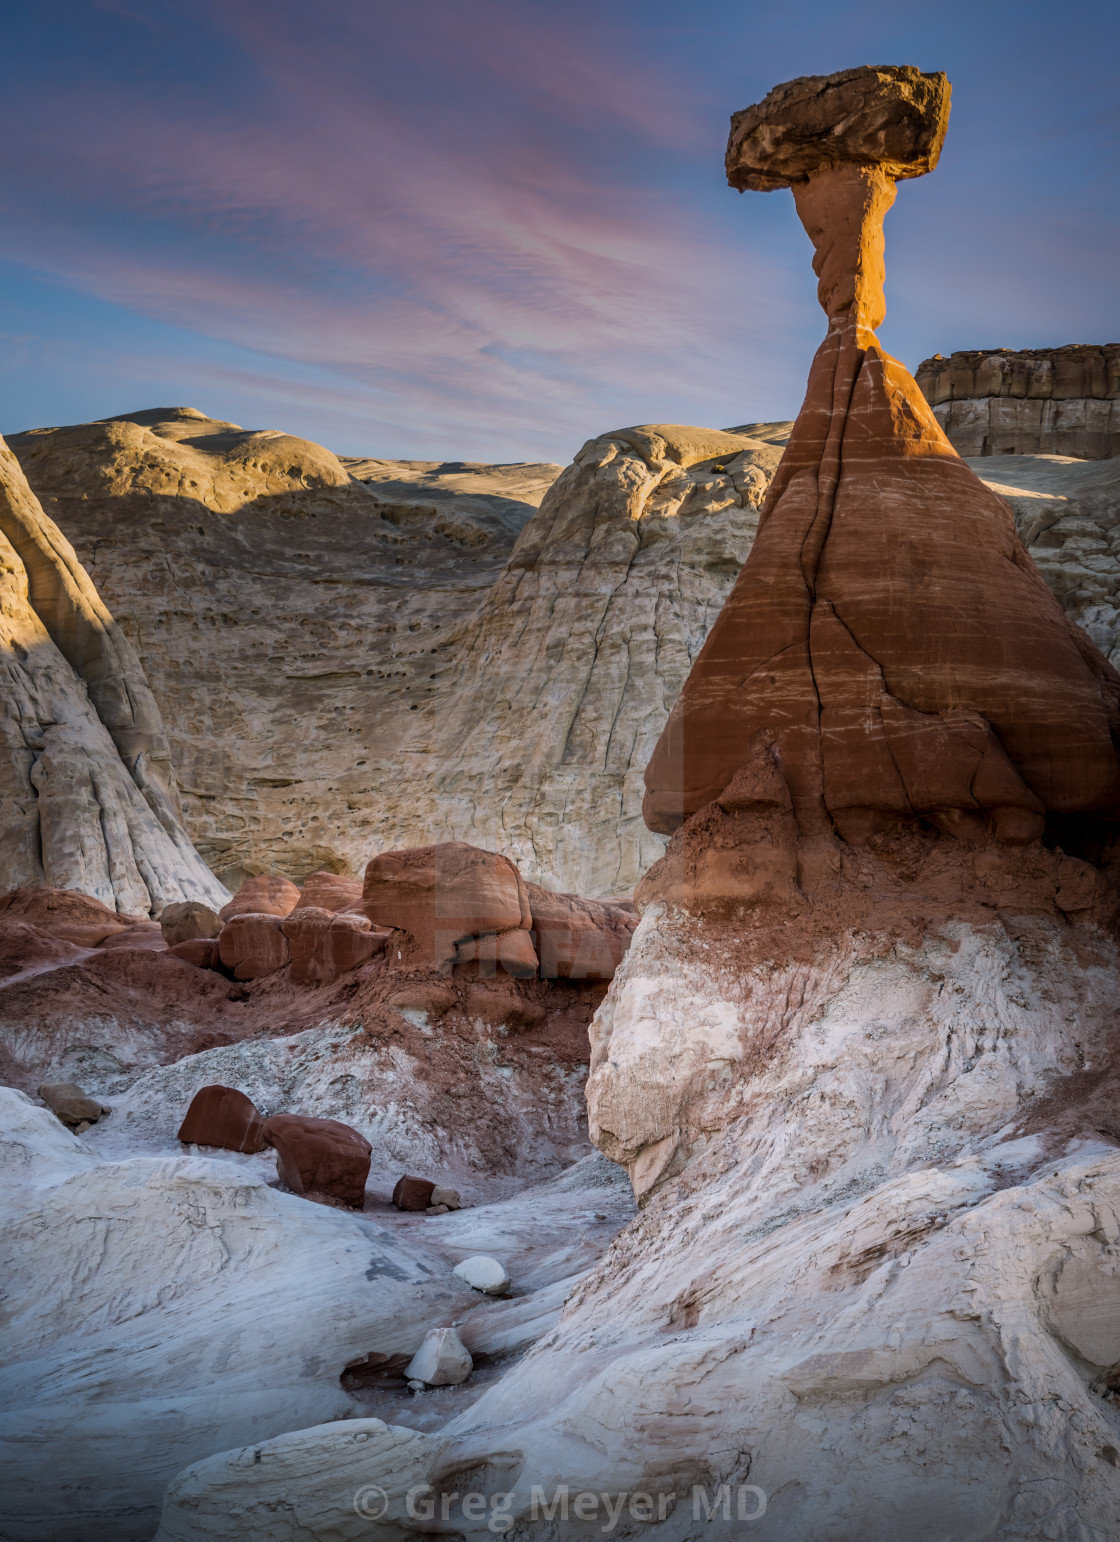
[917,345,1120,459]
[0,437,227,914]
[388,424,785,895]
[11,400,1115,898]
[6,409,560,890]
[154,64,1120,1542]
[979,452,1120,671]
[644,67,1120,852]
[7,409,778,895]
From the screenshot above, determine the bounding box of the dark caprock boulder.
[177,1084,266,1153]
[392,1174,436,1212]
[263,1114,372,1209]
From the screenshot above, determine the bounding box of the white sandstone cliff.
[10,410,1115,896]
[0,436,226,914]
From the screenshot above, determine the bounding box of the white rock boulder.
[453,1254,510,1294]
[0,1087,98,1216]
[0,1139,458,1540]
[404,1326,473,1387]
[151,1417,437,1542]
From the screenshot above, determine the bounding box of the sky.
[0,0,1116,464]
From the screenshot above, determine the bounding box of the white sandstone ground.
[0,1088,633,1541]
[72,1014,593,1203]
[147,906,1120,1540]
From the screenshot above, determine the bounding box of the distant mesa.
[916,344,1120,459]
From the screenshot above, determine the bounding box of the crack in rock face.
[644,63,1120,853]
[6,63,1120,1542]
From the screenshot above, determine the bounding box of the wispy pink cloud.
[7,1,1113,459]
[0,0,809,456]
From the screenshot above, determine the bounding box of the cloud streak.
[0,0,1117,459]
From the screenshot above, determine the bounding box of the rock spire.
[643,65,1120,854]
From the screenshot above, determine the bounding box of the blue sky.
[0,0,1116,462]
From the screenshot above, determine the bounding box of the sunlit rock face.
[9,409,781,896]
[387,423,784,897]
[645,70,1119,847]
[0,432,226,915]
[178,63,1119,1542]
[9,397,1115,899]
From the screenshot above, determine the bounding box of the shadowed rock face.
[645,66,1120,849]
[726,64,950,191]
[6,408,779,897]
[7,408,558,892]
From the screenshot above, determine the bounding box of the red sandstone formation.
[464,984,547,1029]
[526,884,638,981]
[363,841,531,967]
[177,1084,266,1153]
[0,918,87,981]
[281,906,387,986]
[168,937,221,970]
[643,65,1120,857]
[387,982,458,1017]
[0,885,135,947]
[219,875,301,922]
[392,1174,436,1211]
[217,912,290,980]
[455,929,540,977]
[97,924,168,953]
[263,1114,372,1208]
[294,871,364,913]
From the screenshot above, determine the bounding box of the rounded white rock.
[453,1254,510,1294]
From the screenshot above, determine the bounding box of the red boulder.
[160,900,223,945]
[217,913,290,980]
[168,937,222,970]
[295,871,364,913]
[363,842,530,966]
[393,1174,436,1211]
[456,928,539,978]
[527,884,637,981]
[263,1114,372,1208]
[281,906,387,986]
[177,1085,266,1153]
[220,875,301,922]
